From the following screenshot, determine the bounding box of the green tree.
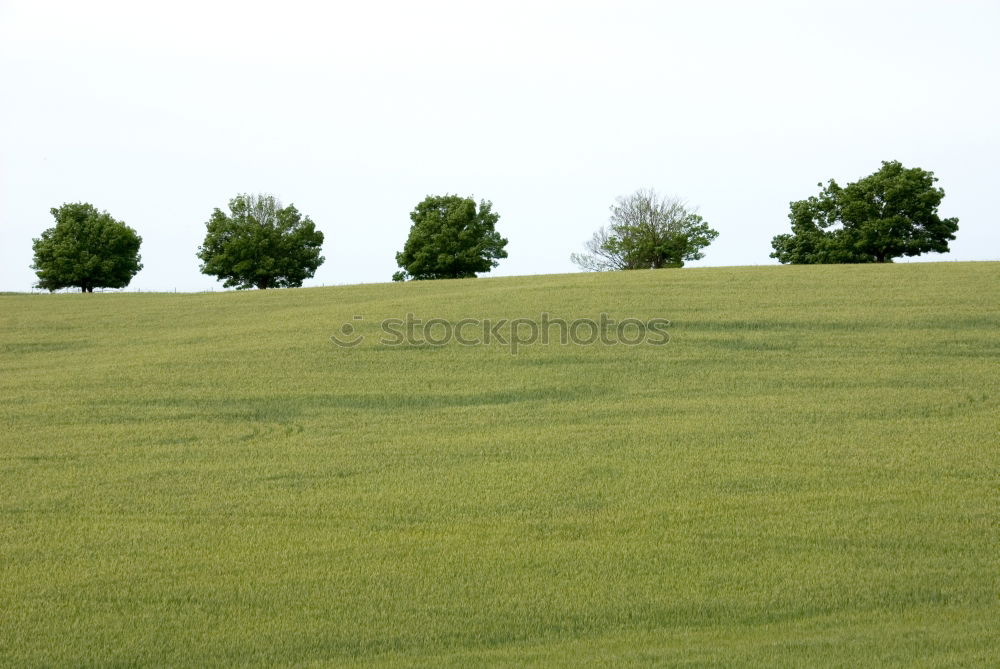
[197,194,325,289]
[31,203,143,292]
[770,161,959,264]
[393,195,508,280]
[571,189,718,271]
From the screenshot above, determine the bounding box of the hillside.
[1,262,998,666]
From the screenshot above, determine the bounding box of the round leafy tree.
[197,193,325,289]
[393,195,508,281]
[770,161,959,264]
[31,203,143,292]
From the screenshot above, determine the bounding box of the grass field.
[1,262,998,666]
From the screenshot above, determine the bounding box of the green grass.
[1,262,998,667]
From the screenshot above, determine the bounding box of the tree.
[770,161,959,264]
[393,194,508,280]
[197,193,325,289]
[571,189,718,271]
[31,203,142,292]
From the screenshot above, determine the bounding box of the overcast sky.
[2,0,997,291]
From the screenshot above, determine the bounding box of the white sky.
[2,0,998,291]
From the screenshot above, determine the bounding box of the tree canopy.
[393,195,508,280]
[197,194,325,289]
[571,189,718,271]
[31,203,143,292]
[770,161,959,264]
